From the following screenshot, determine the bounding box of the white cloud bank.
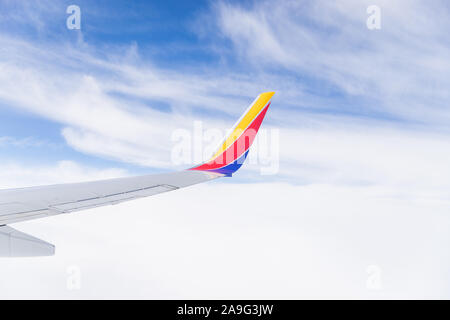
[0,182,449,299]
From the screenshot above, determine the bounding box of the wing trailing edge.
[0,225,55,257]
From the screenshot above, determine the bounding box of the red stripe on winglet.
[192,104,270,171]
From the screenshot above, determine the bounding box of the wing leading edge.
[0,92,274,256]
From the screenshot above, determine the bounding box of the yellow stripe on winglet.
[209,91,275,161]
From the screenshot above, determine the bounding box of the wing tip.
[190,91,274,176]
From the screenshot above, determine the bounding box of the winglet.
[189,92,274,176]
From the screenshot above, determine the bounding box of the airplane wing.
[0,92,275,256]
[0,170,222,226]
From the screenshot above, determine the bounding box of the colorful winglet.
[189,92,275,176]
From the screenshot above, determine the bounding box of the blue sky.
[0,0,450,184]
[1,0,450,298]
[1,0,449,178]
[0,0,216,171]
[0,0,265,173]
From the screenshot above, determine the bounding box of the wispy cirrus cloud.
[0,136,57,148]
[0,160,127,189]
[213,0,450,123]
[0,0,449,194]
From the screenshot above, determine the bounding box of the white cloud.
[1,0,449,179]
[0,161,127,189]
[0,182,449,299]
[0,136,57,148]
[214,0,450,123]
[0,35,268,168]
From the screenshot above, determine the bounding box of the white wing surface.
[0,170,221,226]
